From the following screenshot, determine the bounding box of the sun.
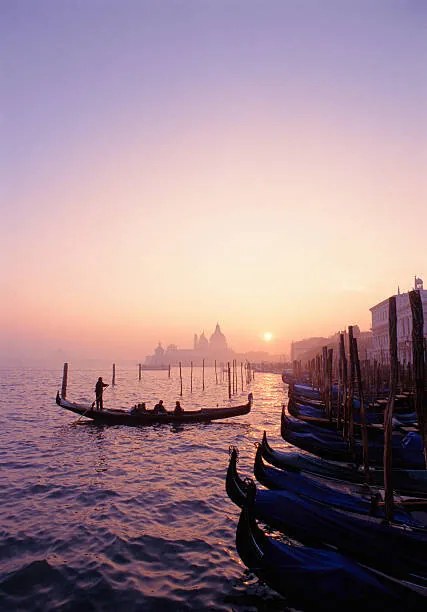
[263,331,273,342]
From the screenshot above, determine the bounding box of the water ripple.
[0,367,288,610]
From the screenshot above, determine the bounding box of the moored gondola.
[228,446,427,526]
[261,431,427,497]
[283,410,389,439]
[287,396,417,428]
[236,501,427,611]
[252,445,427,525]
[281,406,425,468]
[56,392,253,425]
[227,449,427,583]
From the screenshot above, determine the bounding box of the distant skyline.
[1,1,426,366]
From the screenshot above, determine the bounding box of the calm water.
[0,367,291,611]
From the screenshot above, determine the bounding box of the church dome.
[154,342,165,357]
[209,323,227,349]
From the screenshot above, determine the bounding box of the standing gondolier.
[95,377,109,410]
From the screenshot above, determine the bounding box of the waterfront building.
[369,277,427,364]
[290,326,372,364]
[290,337,328,362]
[145,323,234,366]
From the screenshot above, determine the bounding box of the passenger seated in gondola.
[153,400,166,414]
[174,401,183,414]
[131,402,147,415]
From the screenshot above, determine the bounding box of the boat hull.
[235,504,426,611]
[56,393,252,425]
[261,431,427,497]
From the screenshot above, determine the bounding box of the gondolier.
[95,377,109,411]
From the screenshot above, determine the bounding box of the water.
[0,367,290,611]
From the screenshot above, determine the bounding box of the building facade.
[369,278,427,364]
[290,327,372,364]
[290,337,327,362]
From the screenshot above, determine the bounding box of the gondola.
[250,445,427,526]
[290,382,331,401]
[236,502,426,611]
[287,398,341,426]
[288,384,413,413]
[287,397,417,428]
[282,411,387,438]
[228,458,427,585]
[282,410,413,441]
[55,392,253,425]
[281,406,425,468]
[261,431,427,498]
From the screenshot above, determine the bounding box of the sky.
[1,0,426,365]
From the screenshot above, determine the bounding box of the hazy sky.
[1,0,426,365]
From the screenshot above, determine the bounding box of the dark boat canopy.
[236,504,426,611]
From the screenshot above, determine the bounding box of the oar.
[72,404,94,426]
[74,387,109,425]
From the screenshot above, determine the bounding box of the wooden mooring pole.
[409,289,427,466]
[179,362,183,396]
[347,327,355,456]
[353,337,369,481]
[384,296,397,520]
[228,362,231,399]
[61,362,68,399]
[232,360,235,394]
[338,333,347,431]
[202,359,205,391]
[190,361,193,393]
[112,363,116,386]
[322,346,328,413]
[327,348,333,419]
[138,363,142,381]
